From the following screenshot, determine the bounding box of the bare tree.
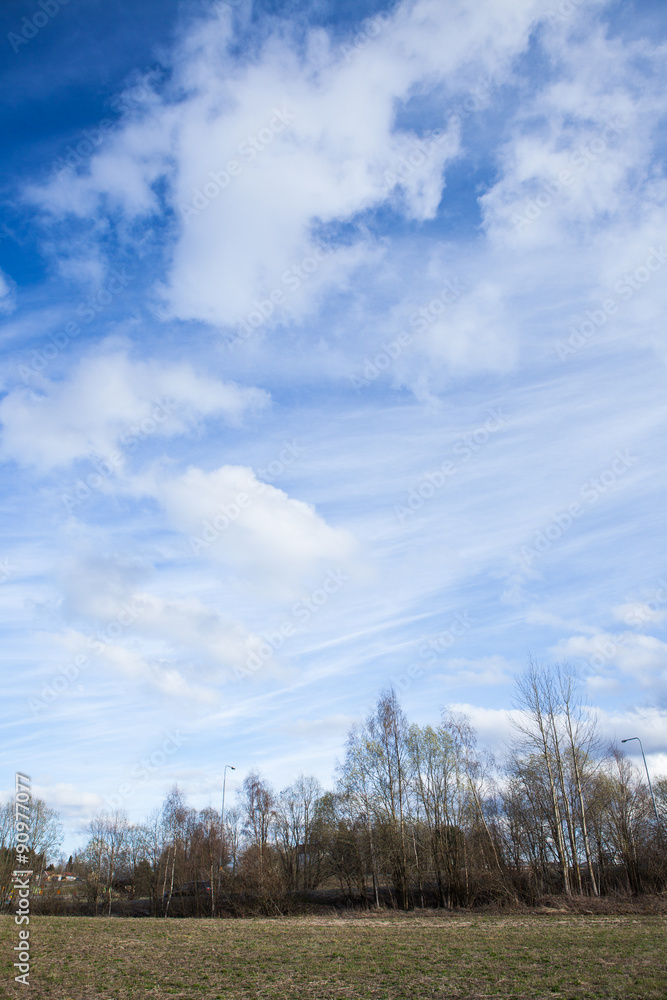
[510,659,572,894]
[274,775,323,891]
[102,811,129,915]
[364,690,411,909]
[556,663,601,894]
[605,747,648,893]
[316,790,369,905]
[134,809,167,915]
[339,691,413,909]
[338,727,381,907]
[77,811,128,915]
[161,785,191,916]
[237,771,283,911]
[0,802,16,912]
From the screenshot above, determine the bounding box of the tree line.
[3,661,665,915]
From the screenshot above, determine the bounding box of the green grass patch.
[1,912,665,999]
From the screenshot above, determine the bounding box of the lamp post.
[217,765,235,910]
[621,737,660,828]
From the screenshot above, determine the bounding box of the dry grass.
[1,911,665,999]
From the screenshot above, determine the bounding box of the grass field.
[1,911,665,999]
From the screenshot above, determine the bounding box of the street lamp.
[621,737,660,828]
[217,765,236,904]
[221,765,236,843]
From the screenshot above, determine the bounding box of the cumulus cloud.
[150,463,356,596]
[0,349,268,471]
[480,15,665,249]
[443,701,667,764]
[554,630,667,697]
[15,0,667,394]
[591,705,667,755]
[24,0,549,332]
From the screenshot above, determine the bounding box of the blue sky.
[1,0,666,851]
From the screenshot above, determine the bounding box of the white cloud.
[593,705,667,760]
[480,16,665,249]
[24,0,549,331]
[0,269,15,316]
[53,552,280,694]
[46,609,251,704]
[415,280,518,375]
[96,641,206,698]
[33,782,103,812]
[0,306,68,349]
[435,655,513,686]
[151,463,357,596]
[554,630,667,695]
[0,348,268,471]
[613,600,667,627]
[447,702,519,750]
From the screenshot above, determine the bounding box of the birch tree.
[510,659,572,894]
